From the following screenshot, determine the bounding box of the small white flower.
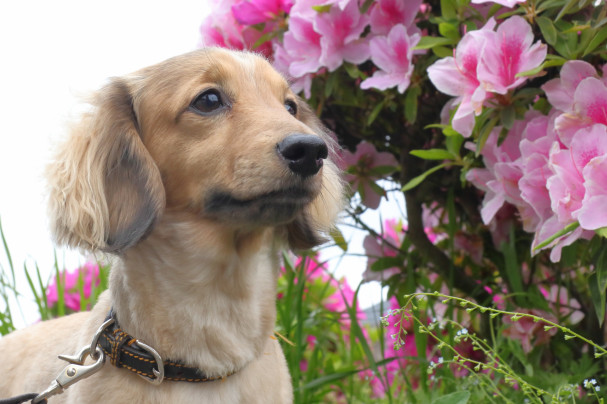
[591,378,597,385]
[438,357,444,364]
[596,386,601,392]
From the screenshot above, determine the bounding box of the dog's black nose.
[277,134,328,177]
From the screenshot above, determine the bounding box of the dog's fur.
[0,48,343,403]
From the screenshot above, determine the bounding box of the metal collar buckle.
[131,340,165,385]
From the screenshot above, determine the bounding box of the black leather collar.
[98,311,231,383]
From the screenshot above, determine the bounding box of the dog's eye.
[285,100,297,116]
[191,89,226,115]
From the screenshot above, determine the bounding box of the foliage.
[198,0,607,402]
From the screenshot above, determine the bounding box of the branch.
[401,149,491,304]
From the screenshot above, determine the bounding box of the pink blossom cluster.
[428,16,547,137]
[467,60,607,261]
[46,261,101,312]
[199,0,423,97]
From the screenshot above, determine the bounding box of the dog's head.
[47,48,343,253]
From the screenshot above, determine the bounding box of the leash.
[1,310,231,403]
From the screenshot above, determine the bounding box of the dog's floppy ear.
[47,78,165,253]
[286,98,345,250]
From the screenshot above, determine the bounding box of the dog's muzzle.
[277,134,328,177]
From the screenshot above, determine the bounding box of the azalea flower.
[502,309,557,354]
[579,155,607,230]
[280,15,323,77]
[342,142,399,209]
[313,0,371,71]
[428,20,494,136]
[547,125,607,225]
[554,77,607,146]
[542,60,599,114]
[231,0,293,25]
[360,24,420,93]
[477,16,547,95]
[369,0,423,35]
[198,0,276,57]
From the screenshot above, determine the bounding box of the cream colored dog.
[0,48,343,403]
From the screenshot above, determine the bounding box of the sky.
[0,1,399,328]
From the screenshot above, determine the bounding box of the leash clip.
[32,346,105,403]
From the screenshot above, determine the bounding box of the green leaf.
[324,72,338,98]
[431,391,471,404]
[534,222,580,250]
[439,22,459,39]
[597,227,607,238]
[445,133,464,156]
[440,0,457,20]
[589,272,606,327]
[500,105,516,130]
[555,0,579,21]
[367,99,387,126]
[311,5,332,12]
[536,16,558,46]
[371,257,404,272]
[475,116,499,157]
[590,246,607,326]
[343,63,362,79]
[584,25,607,56]
[329,227,348,251]
[414,36,455,50]
[402,163,450,192]
[501,224,525,306]
[515,59,566,78]
[298,368,359,391]
[369,165,398,176]
[432,46,454,58]
[410,149,455,161]
[405,86,420,124]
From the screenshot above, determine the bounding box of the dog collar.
[98,310,232,384]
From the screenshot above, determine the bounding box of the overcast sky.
[0,1,398,327]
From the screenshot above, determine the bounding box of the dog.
[0,47,343,403]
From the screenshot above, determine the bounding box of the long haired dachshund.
[0,48,343,403]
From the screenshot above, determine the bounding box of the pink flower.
[548,125,607,225]
[518,113,558,233]
[198,0,275,58]
[466,113,534,225]
[198,0,245,50]
[360,24,420,93]
[542,60,599,113]
[579,154,607,230]
[46,262,101,312]
[554,77,607,146]
[476,16,547,95]
[272,42,316,98]
[342,142,398,209]
[231,0,293,25]
[313,0,371,71]
[428,20,494,137]
[280,16,323,77]
[369,0,423,35]
[502,309,557,354]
